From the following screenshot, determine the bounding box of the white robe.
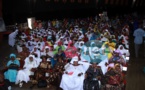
[8,30,18,47]
[15,58,38,84]
[60,64,87,90]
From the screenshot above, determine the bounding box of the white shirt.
[133,28,145,44]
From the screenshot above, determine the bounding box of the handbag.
[8,64,18,70]
[37,80,47,88]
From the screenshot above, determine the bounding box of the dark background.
[2,0,145,25]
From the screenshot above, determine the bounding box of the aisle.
[126,36,145,90]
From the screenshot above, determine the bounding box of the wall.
[0,0,2,17]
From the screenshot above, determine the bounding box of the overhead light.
[27,17,35,29]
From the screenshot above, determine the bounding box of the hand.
[78,73,83,76]
[97,76,101,80]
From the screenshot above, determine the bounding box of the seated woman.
[64,41,78,59]
[31,46,41,58]
[30,56,52,88]
[4,53,20,83]
[17,45,30,68]
[41,46,54,60]
[103,63,124,90]
[60,57,88,90]
[15,55,38,87]
[102,38,116,51]
[83,62,104,90]
[53,41,65,55]
[102,43,113,60]
[117,45,130,57]
[46,57,65,89]
[110,50,125,65]
[53,48,66,67]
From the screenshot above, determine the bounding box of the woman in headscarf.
[84,62,104,90]
[109,50,125,65]
[15,55,38,87]
[64,41,78,59]
[53,41,65,55]
[60,57,89,90]
[17,45,30,68]
[103,63,124,90]
[41,46,54,60]
[117,45,130,57]
[104,38,116,51]
[53,47,66,67]
[31,46,41,58]
[4,53,20,83]
[30,56,52,88]
[102,43,113,60]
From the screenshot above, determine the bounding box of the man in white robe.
[8,29,18,47]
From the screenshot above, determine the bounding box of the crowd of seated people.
[3,13,137,90]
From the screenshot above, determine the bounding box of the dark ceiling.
[2,0,145,25]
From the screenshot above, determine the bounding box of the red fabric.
[58,41,63,46]
[43,37,47,42]
[68,72,74,75]
[0,83,4,86]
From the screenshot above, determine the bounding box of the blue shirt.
[133,28,145,44]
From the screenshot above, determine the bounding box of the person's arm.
[133,30,136,37]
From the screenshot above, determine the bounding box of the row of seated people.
[2,46,127,90]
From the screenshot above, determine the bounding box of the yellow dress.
[103,41,116,51]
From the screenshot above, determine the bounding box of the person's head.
[119,45,124,50]
[33,47,37,51]
[114,63,121,71]
[10,53,16,61]
[22,45,28,52]
[41,56,47,62]
[73,61,78,66]
[58,41,62,46]
[114,50,120,56]
[108,38,112,43]
[58,57,63,62]
[80,42,84,46]
[105,43,109,48]
[45,46,49,52]
[92,63,97,68]
[29,55,34,62]
[70,42,74,47]
[91,42,95,47]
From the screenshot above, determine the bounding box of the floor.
[1,34,145,90]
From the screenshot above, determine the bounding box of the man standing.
[133,24,145,58]
[8,28,18,47]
